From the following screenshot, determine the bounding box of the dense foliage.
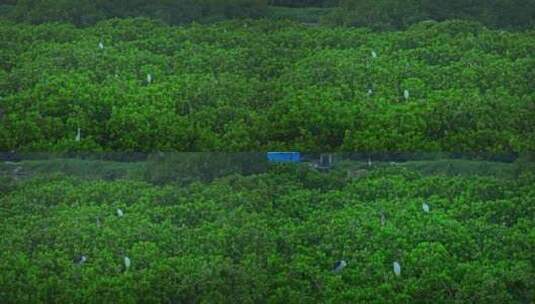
[1,162,534,303]
[0,19,533,152]
[9,0,268,26]
[328,0,535,30]
[268,6,334,24]
[268,0,336,8]
[5,0,534,30]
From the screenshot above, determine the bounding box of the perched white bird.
[98,41,104,49]
[333,260,347,273]
[367,89,373,96]
[78,255,87,265]
[368,157,372,167]
[422,202,430,213]
[75,128,81,142]
[124,256,131,270]
[380,213,386,226]
[147,73,152,84]
[117,208,124,217]
[371,50,377,58]
[403,89,410,100]
[393,261,401,276]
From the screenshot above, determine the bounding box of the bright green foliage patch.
[0,19,534,151]
[1,165,534,302]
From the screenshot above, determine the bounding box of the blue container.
[267,152,301,163]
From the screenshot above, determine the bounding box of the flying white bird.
[124,256,131,270]
[403,89,410,100]
[422,202,430,213]
[75,128,81,142]
[98,41,104,49]
[117,208,124,217]
[147,73,152,84]
[393,262,401,276]
[371,50,377,58]
[333,260,347,273]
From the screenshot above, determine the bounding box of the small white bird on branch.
[393,261,401,276]
[403,89,410,100]
[77,255,87,265]
[75,128,81,142]
[333,260,347,273]
[422,202,430,213]
[124,256,131,270]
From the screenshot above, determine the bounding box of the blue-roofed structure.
[267,152,301,163]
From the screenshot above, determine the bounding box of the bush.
[328,0,535,30]
[1,19,534,152]
[1,165,533,302]
[144,152,268,184]
[10,0,269,26]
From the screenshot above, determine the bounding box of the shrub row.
[1,19,533,152]
[1,165,534,302]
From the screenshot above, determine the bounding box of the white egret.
[367,89,373,96]
[371,50,377,58]
[422,202,430,213]
[78,255,87,265]
[380,213,386,226]
[403,89,410,100]
[368,157,372,167]
[333,260,347,273]
[75,128,81,142]
[393,261,401,276]
[117,208,124,217]
[124,256,131,270]
[147,73,152,84]
[98,41,104,49]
